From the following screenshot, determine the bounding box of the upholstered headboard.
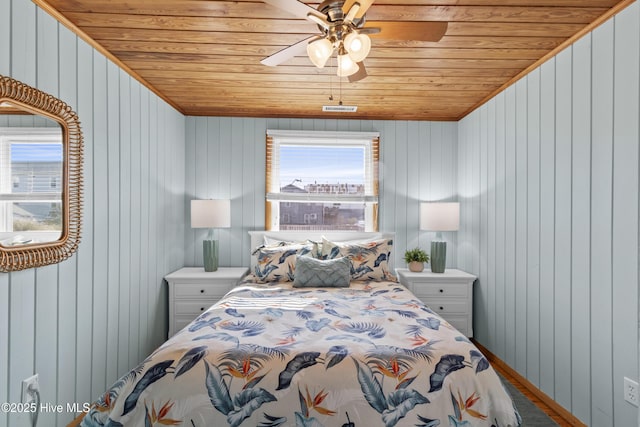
[248,231,396,271]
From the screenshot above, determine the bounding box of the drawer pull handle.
[200,307,205,311]
[439,306,444,310]
[439,289,443,293]
[200,289,205,293]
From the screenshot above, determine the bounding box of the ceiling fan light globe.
[337,52,359,77]
[307,38,333,68]
[344,32,371,62]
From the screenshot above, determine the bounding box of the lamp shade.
[420,202,459,231]
[307,38,333,68]
[191,199,231,228]
[344,32,371,63]
[337,50,359,77]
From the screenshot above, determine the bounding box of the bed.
[80,231,521,427]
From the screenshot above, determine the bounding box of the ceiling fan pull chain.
[329,56,334,101]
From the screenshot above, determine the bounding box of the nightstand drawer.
[175,299,218,314]
[429,300,468,315]
[165,267,249,338]
[175,315,199,334]
[173,282,233,298]
[410,282,468,298]
[443,315,469,335]
[396,268,476,337]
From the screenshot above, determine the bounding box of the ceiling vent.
[322,105,358,112]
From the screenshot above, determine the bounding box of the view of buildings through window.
[0,141,63,235]
[278,144,367,231]
[266,130,379,232]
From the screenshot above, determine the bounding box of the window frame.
[265,130,380,231]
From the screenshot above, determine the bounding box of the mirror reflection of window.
[0,126,63,245]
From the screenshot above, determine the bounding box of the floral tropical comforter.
[81,279,521,427]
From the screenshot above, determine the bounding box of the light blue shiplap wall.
[184,118,459,271]
[458,3,639,426]
[0,1,186,426]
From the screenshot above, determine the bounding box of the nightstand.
[165,267,249,337]
[396,268,476,337]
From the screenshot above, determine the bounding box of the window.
[0,128,63,239]
[265,130,379,231]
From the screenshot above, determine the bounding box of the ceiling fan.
[260,0,448,82]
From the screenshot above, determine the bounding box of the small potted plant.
[404,247,429,272]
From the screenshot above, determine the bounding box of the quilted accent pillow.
[321,237,397,282]
[293,255,351,288]
[252,243,315,283]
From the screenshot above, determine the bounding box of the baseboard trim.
[472,339,586,427]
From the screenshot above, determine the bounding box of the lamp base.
[203,239,219,272]
[430,241,446,273]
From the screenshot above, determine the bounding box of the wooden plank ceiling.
[36,0,631,121]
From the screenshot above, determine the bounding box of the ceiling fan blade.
[348,62,367,82]
[365,21,448,42]
[261,35,321,67]
[358,27,381,36]
[262,0,329,27]
[343,3,360,25]
[342,0,375,20]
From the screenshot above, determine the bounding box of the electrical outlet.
[21,374,39,404]
[624,377,639,407]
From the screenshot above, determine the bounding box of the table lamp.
[191,199,231,272]
[420,202,459,273]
